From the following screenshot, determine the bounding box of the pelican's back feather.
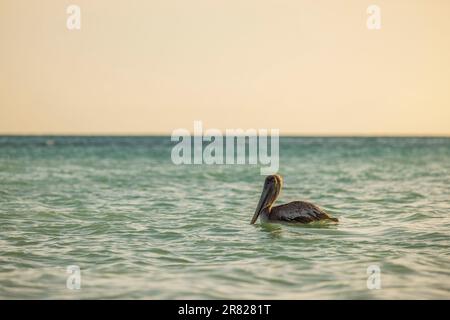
[270,201,338,223]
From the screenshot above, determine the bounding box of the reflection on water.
[258,223,284,239]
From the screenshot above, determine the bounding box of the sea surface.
[0,136,449,299]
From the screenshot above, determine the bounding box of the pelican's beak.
[250,184,271,224]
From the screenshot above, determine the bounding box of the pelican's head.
[250,174,283,224]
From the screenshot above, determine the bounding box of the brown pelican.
[250,174,338,224]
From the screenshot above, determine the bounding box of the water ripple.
[0,137,449,299]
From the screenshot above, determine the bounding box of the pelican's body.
[250,175,338,224]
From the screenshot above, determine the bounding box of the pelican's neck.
[265,186,280,215]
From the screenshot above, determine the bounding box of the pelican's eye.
[265,176,275,185]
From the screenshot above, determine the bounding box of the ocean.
[0,136,449,299]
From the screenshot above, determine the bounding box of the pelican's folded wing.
[270,201,338,223]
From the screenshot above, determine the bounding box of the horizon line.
[1,133,450,138]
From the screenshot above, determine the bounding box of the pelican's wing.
[270,201,338,223]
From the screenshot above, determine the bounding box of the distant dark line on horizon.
[1,134,450,138]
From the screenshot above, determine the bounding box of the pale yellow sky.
[0,0,449,135]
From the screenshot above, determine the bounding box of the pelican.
[250,174,338,224]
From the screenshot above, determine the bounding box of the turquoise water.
[0,136,449,299]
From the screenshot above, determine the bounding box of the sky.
[0,0,449,135]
